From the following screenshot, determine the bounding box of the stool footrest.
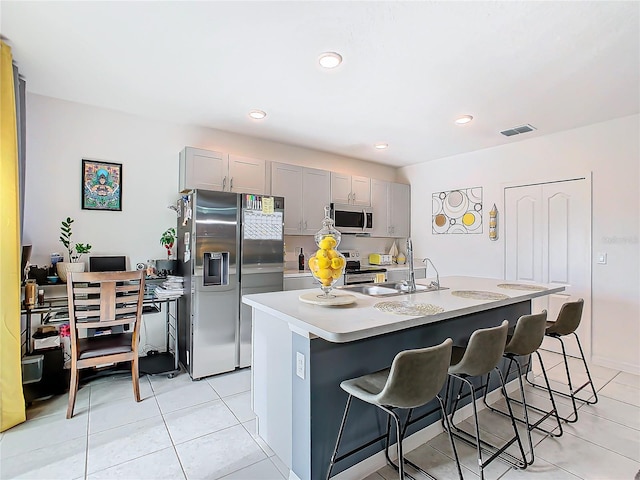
[449,425,526,470]
[485,398,562,437]
[527,379,597,405]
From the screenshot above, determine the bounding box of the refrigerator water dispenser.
[203,252,229,286]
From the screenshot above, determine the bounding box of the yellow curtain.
[0,40,26,431]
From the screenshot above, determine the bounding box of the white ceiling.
[2,1,639,168]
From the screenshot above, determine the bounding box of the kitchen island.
[242,276,565,480]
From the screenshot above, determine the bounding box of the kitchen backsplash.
[284,235,406,269]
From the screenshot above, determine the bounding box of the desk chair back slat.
[65,270,145,419]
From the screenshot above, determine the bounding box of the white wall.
[401,114,640,373]
[23,94,397,269]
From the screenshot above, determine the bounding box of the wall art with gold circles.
[432,187,482,234]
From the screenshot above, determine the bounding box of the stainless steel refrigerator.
[177,189,284,379]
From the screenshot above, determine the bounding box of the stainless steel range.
[341,250,387,285]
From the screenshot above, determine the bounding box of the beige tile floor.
[1,350,638,479]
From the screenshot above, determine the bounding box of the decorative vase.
[56,262,85,283]
[307,206,346,298]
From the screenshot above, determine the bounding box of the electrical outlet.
[296,352,305,379]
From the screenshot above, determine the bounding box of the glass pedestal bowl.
[308,207,346,298]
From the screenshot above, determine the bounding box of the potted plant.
[160,227,176,259]
[57,217,92,282]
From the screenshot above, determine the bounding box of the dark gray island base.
[296,301,529,480]
[245,277,564,480]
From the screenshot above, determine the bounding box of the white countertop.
[243,276,565,343]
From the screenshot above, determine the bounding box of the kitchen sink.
[338,282,448,297]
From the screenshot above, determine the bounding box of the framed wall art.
[432,186,482,234]
[81,159,122,211]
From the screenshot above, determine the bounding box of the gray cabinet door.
[389,182,410,237]
[371,179,390,237]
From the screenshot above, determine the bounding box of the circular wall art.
[432,187,483,234]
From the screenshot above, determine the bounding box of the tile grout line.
[154,375,189,480]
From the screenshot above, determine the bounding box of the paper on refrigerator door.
[243,211,283,240]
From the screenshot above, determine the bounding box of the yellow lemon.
[308,257,319,272]
[331,270,342,279]
[321,278,333,286]
[316,249,327,259]
[317,256,331,269]
[317,268,332,279]
[318,236,337,250]
[331,257,344,270]
[327,249,339,259]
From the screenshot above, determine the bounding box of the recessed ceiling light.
[318,52,343,69]
[455,115,473,125]
[248,110,266,120]
[374,143,388,150]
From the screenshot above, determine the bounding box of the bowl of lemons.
[307,207,346,298]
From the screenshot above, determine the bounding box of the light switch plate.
[296,352,305,379]
[597,253,607,265]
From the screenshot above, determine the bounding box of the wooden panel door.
[505,178,591,357]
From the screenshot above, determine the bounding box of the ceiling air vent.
[500,124,536,137]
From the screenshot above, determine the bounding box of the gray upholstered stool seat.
[526,299,598,423]
[326,338,463,480]
[446,320,527,480]
[482,311,563,466]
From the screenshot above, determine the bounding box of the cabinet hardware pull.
[230,177,233,190]
[223,176,227,190]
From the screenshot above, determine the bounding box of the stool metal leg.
[483,356,536,465]
[326,394,353,480]
[447,370,527,479]
[378,405,406,480]
[386,398,464,480]
[526,333,598,423]
[488,352,563,439]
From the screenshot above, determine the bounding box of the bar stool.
[326,338,463,480]
[446,320,527,480]
[526,299,597,423]
[482,311,564,466]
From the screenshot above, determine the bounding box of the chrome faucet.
[423,257,440,290]
[405,238,416,293]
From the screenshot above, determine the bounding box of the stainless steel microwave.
[330,203,373,234]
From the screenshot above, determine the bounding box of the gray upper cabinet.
[228,154,266,194]
[179,147,226,193]
[271,162,331,235]
[331,172,371,206]
[370,180,411,238]
[179,147,266,194]
[389,182,410,238]
[370,179,390,237]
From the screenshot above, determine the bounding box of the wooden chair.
[66,270,145,418]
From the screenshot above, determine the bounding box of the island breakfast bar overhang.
[243,276,566,480]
